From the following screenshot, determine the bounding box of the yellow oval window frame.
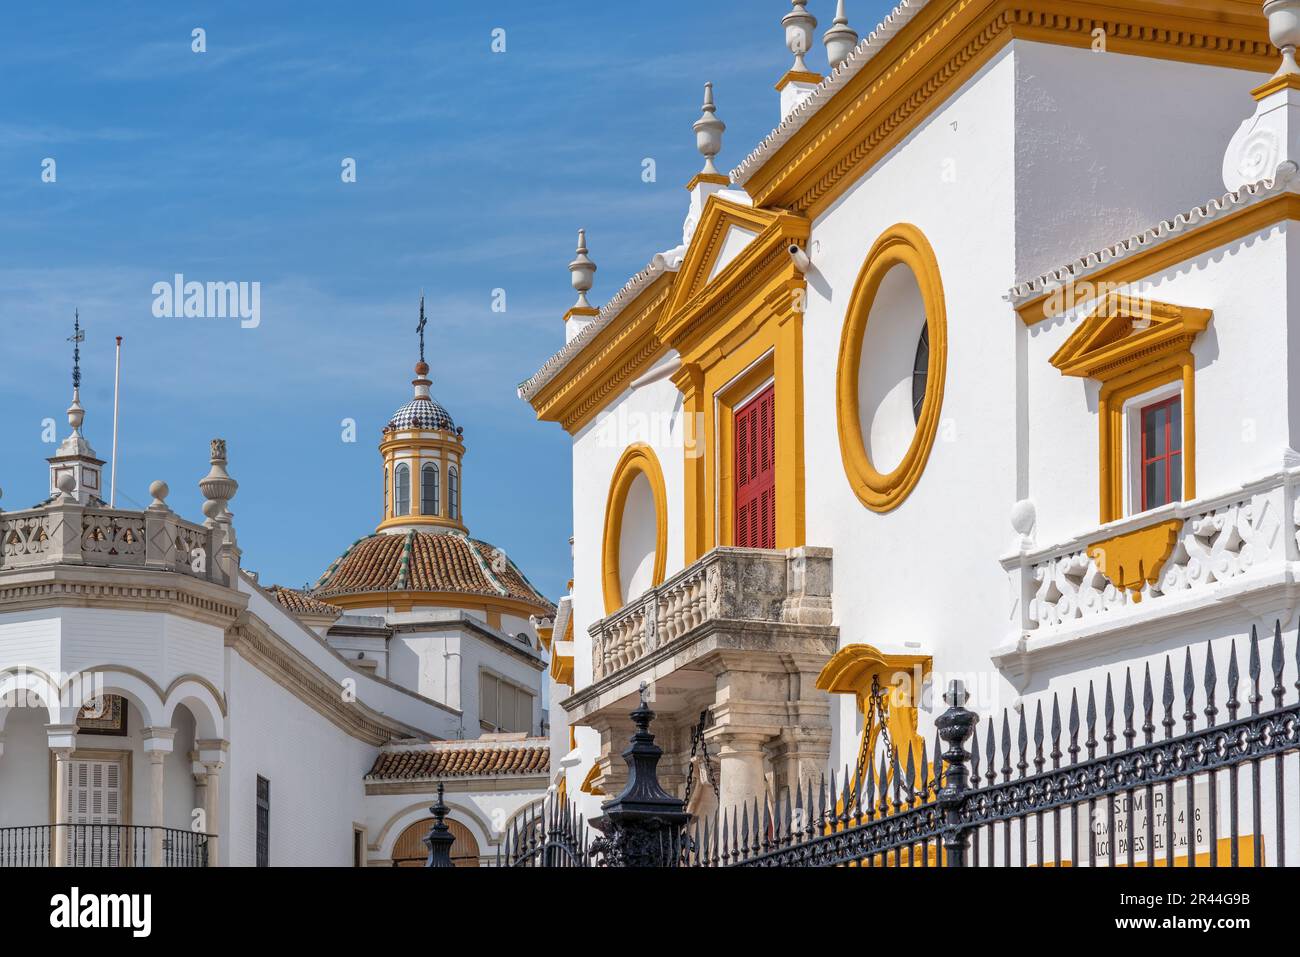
[836,223,948,513]
[601,444,668,615]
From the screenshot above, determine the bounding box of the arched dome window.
[384,466,390,519]
[422,463,440,516]
[448,466,460,521]
[395,463,411,516]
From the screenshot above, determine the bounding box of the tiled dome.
[313,530,554,612]
[387,396,456,432]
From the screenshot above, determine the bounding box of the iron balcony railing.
[0,824,210,867]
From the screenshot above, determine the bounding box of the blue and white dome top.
[386,360,459,434]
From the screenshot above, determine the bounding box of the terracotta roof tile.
[314,531,553,612]
[270,586,343,619]
[366,739,550,780]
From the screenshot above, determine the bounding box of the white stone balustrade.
[0,505,220,582]
[590,546,834,683]
[1002,469,1299,639]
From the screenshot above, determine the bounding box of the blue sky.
[0,1,895,600]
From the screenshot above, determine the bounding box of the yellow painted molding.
[1087,519,1183,601]
[743,0,1273,217]
[1019,193,1300,325]
[526,272,675,434]
[836,223,948,513]
[684,172,730,192]
[775,69,823,91]
[578,761,605,796]
[1253,73,1300,100]
[322,590,553,620]
[563,306,600,322]
[1050,295,1209,523]
[601,444,669,616]
[550,650,574,686]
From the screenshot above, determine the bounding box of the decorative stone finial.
[148,480,170,509]
[199,438,238,526]
[1266,0,1300,78]
[823,0,858,69]
[56,472,77,504]
[1010,498,1036,541]
[783,0,818,73]
[568,229,597,310]
[693,82,727,179]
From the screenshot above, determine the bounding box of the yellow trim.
[1051,295,1209,523]
[684,172,730,192]
[742,0,1272,217]
[1252,74,1300,100]
[775,69,822,91]
[323,590,553,620]
[601,444,669,616]
[550,615,575,685]
[836,223,948,513]
[1019,194,1299,325]
[376,431,467,534]
[1087,519,1182,602]
[563,306,600,322]
[658,196,810,562]
[578,762,605,796]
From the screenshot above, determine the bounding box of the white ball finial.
[693,82,726,176]
[568,229,597,310]
[56,472,77,503]
[783,0,818,73]
[823,0,859,69]
[1265,1,1300,77]
[1010,499,1037,541]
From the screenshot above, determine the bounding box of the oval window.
[601,445,668,615]
[836,224,947,513]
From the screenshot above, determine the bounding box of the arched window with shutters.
[421,463,440,515]
[384,466,390,519]
[734,385,775,549]
[448,466,460,521]
[394,463,411,516]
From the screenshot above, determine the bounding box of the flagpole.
[111,336,122,507]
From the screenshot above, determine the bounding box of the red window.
[734,385,775,549]
[1140,396,1182,511]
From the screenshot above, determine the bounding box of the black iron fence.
[430,623,1300,868]
[0,824,210,867]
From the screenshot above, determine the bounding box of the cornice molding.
[0,566,245,628]
[741,0,1273,217]
[226,613,432,747]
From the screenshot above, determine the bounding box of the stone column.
[46,724,78,867]
[142,727,175,866]
[197,739,228,867]
[710,730,769,813]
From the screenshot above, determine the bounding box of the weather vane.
[415,292,427,364]
[68,309,84,390]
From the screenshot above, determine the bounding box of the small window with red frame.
[1139,395,1182,512]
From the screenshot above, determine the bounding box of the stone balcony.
[0,503,223,584]
[996,467,1300,678]
[565,546,837,812]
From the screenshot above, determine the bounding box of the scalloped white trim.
[730,0,931,186]
[1006,165,1299,307]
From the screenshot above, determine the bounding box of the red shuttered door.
[734,385,776,549]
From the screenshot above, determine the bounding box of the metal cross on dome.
[68,309,84,390]
[415,293,427,364]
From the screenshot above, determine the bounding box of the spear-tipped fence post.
[934,679,979,868]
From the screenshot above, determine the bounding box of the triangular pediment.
[1049,295,1212,381]
[658,196,808,349]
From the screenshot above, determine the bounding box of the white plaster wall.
[570,357,687,690]
[1013,42,1267,282]
[1027,225,1293,545]
[224,650,373,866]
[804,48,1022,770]
[0,613,59,675]
[0,705,51,827]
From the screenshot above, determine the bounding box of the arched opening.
[391,817,480,867]
[601,445,668,615]
[422,463,440,515]
[448,466,460,521]
[394,463,411,516]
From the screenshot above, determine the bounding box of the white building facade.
[523,0,1300,864]
[0,331,554,866]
